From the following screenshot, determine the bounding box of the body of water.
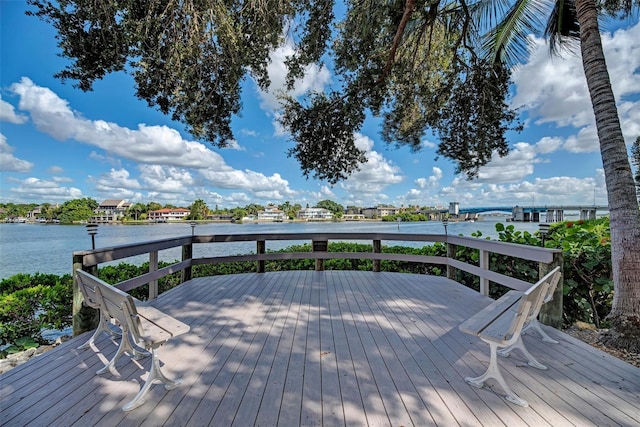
[0,216,544,279]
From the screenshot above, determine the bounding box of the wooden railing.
[72,232,563,335]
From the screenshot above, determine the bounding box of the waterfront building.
[148,208,190,222]
[362,205,401,219]
[91,199,132,223]
[257,205,286,222]
[297,207,333,220]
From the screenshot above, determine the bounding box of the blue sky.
[1,2,639,210]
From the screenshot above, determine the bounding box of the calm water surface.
[0,217,543,279]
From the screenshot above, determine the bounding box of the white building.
[449,202,460,216]
[362,205,400,219]
[297,208,333,220]
[92,199,132,222]
[148,208,190,221]
[257,205,286,222]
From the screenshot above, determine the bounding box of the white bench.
[76,270,190,411]
[76,270,123,350]
[459,267,561,407]
[498,267,562,362]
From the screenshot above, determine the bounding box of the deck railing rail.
[72,232,563,335]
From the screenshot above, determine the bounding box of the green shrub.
[0,274,73,351]
[546,218,612,327]
[0,336,39,359]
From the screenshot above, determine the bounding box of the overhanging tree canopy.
[27,0,521,184]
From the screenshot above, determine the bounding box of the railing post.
[257,240,265,273]
[313,240,327,271]
[479,249,490,296]
[539,251,564,329]
[72,254,98,337]
[373,239,381,272]
[446,241,457,281]
[181,242,193,283]
[149,250,158,299]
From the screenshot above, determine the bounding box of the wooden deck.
[1,271,639,426]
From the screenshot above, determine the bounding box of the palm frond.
[545,0,580,56]
[479,0,554,66]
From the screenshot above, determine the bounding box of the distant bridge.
[458,207,513,214]
[456,205,608,222]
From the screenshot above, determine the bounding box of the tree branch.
[375,0,416,84]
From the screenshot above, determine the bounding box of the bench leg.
[498,336,548,370]
[522,320,559,344]
[122,347,182,411]
[466,342,528,407]
[77,313,122,350]
[96,330,148,375]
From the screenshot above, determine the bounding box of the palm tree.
[128,203,147,221]
[189,199,209,221]
[479,0,640,350]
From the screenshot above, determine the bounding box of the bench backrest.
[526,266,561,322]
[503,267,559,341]
[76,270,144,339]
[76,270,103,310]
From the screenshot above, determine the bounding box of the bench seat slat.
[136,315,174,344]
[137,306,190,339]
[458,291,523,336]
[479,304,528,344]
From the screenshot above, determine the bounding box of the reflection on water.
[0,217,543,279]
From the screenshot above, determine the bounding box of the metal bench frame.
[76,270,190,411]
[459,267,561,407]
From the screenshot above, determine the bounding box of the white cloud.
[94,168,142,192]
[9,78,298,203]
[415,167,443,189]
[139,165,194,193]
[619,100,640,144]
[199,168,296,199]
[223,139,246,151]
[535,137,563,154]
[512,22,640,153]
[474,142,537,182]
[0,96,28,124]
[339,134,404,195]
[47,166,64,174]
[257,40,331,112]
[0,134,33,172]
[89,151,122,167]
[321,185,335,198]
[435,168,607,207]
[226,192,251,205]
[11,77,228,168]
[2,176,83,201]
[52,176,73,183]
[563,126,600,153]
[422,139,437,149]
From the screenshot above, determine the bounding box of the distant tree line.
[4,198,425,223]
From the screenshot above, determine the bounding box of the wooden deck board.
[2,270,639,427]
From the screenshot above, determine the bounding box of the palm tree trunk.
[575,0,640,351]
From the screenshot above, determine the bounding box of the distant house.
[148,208,191,222]
[297,208,333,220]
[343,213,365,220]
[92,199,132,222]
[26,207,42,221]
[257,205,285,222]
[362,205,400,219]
